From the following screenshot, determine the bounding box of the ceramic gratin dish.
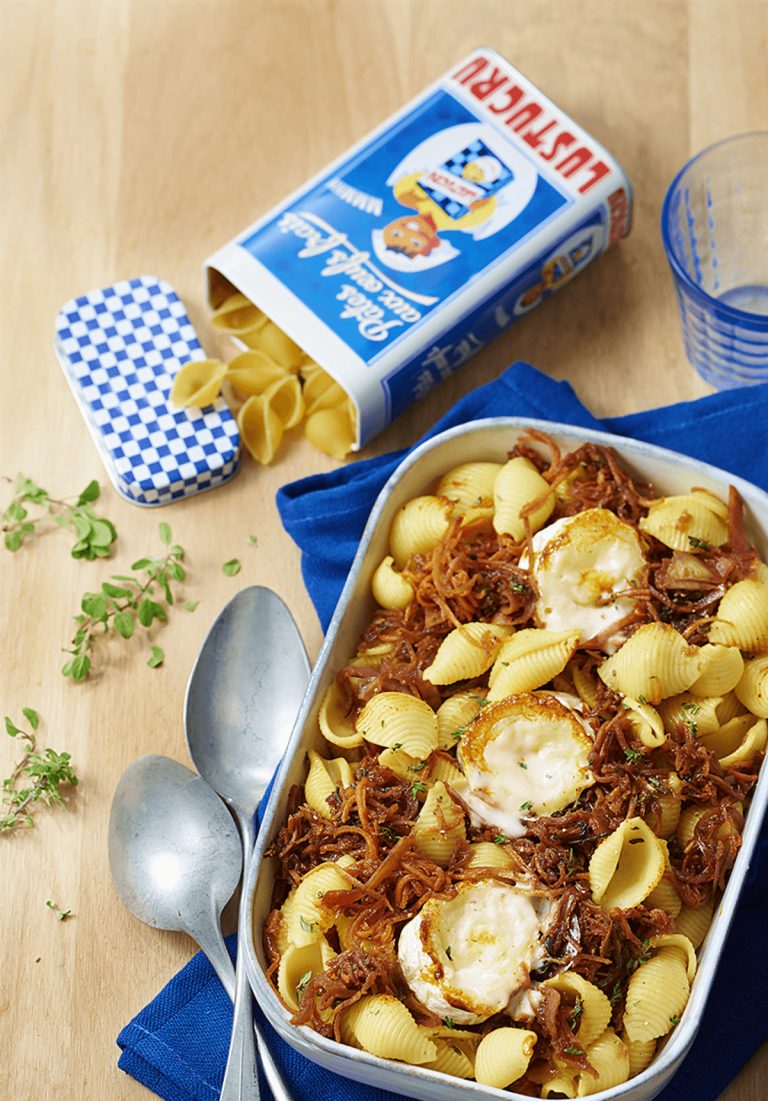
[244,418,768,1101]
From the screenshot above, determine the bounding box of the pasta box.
[204,49,633,451]
[243,418,768,1101]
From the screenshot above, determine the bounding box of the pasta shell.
[719,716,767,767]
[597,623,703,704]
[493,456,555,541]
[305,403,357,460]
[277,937,335,1012]
[262,374,305,429]
[644,848,682,918]
[637,490,728,551]
[423,622,514,685]
[250,319,303,369]
[543,973,612,1050]
[464,840,516,871]
[688,644,744,696]
[589,817,667,909]
[435,691,486,749]
[709,580,768,652]
[426,752,464,789]
[224,349,287,395]
[578,1029,630,1096]
[237,393,284,464]
[474,1027,537,1089]
[356,692,439,758]
[376,744,421,782]
[623,947,690,1042]
[622,696,666,748]
[643,772,683,838]
[673,895,715,949]
[304,750,354,819]
[699,712,761,760]
[735,653,768,717]
[284,858,356,946]
[318,680,363,748]
[423,1037,475,1078]
[657,692,722,738]
[434,461,503,513]
[371,555,414,610]
[169,358,226,408]
[621,1032,657,1078]
[340,994,437,1064]
[486,628,581,701]
[389,495,453,569]
[413,781,466,866]
[210,292,267,335]
[649,933,697,982]
[570,662,598,709]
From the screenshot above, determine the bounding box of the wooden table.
[2,2,766,1098]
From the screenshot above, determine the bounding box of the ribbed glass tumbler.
[661,132,768,389]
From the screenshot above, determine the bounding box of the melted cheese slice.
[398,880,549,1024]
[525,508,647,653]
[453,692,593,837]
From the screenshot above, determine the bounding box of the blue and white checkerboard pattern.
[55,276,240,506]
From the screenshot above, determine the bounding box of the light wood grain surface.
[2,2,766,1098]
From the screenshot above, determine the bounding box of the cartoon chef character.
[381,168,497,259]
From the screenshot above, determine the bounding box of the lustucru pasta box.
[205,48,632,451]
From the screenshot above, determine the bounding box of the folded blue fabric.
[118,362,768,1101]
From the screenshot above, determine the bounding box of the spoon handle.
[219,947,261,1099]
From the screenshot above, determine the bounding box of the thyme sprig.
[62,522,185,681]
[1,709,78,831]
[2,474,116,558]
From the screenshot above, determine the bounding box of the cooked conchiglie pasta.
[644,848,682,918]
[464,840,517,870]
[578,1029,630,1096]
[426,751,464,789]
[589,817,667,910]
[423,622,514,685]
[435,691,486,749]
[623,947,690,1043]
[621,1032,657,1078]
[340,994,437,1064]
[570,662,598,709]
[356,692,439,758]
[371,555,414,610]
[474,1027,537,1089]
[643,772,683,838]
[486,628,581,701]
[223,349,288,395]
[305,402,357,460]
[673,895,715,949]
[688,643,744,696]
[389,495,453,568]
[304,750,354,819]
[709,579,768,652]
[719,716,768,768]
[637,490,728,551]
[597,623,703,704]
[543,973,612,1050]
[657,692,722,738]
[649,934,697,982]
[376,744,421,781]
[317,680,362,748]
[284,858,356,947]
[237,392,284,463]
[423,1037,475,1079]
[413,781,466,866]
[622,696,666,748]
[170,358,227,408]
[493,456,555,541]
[277,937,336,1011]
[735,653,768,717]
[698,712,756,760]
[434,461,503,513]
[675,803,732,849]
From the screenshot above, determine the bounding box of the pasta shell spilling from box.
[262,429,766,1098]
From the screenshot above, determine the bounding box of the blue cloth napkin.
[118,362,768,1101]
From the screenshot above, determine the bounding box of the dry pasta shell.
[318,680,363,749]
[543,972,612,1051]
[301,362,338,401]
[340,994,437,1064]
[304,750,354,819]
[169,358,227,408]
[688,643,744,696]
[735,652,768,717]
[623,947,690,1042]
[210,292,267,335]
[474,1027,537,1089]
[413,781,466,866]
[578,1028,630,1096]
[371,555,414,610]
[237,393,284,464]
[709,579,768,652]
[597,623,703,704]
[224,350,288,396]
[277,937,335,1012]
[493,456,555,541]
[589,817,666,910]
[389,495,453,569]
[262,374,305,429]
[435,690,486,749]
[249,319,303,369]
[637,490,728,551]
[356,692,439,758]
[434,461,503,513]
[423,622,514,685]
[622,696,666,748]
[304,380,349,416]
[486,628,581,701]
[305,403,357,460]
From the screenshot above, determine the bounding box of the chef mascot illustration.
[372,122,540,273]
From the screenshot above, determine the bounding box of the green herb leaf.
[147,645,164,668]
[222,559,241,576]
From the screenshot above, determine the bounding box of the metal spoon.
[184,586,311,1101]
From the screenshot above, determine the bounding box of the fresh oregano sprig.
[2,474,117,559]
[62,522,185,681]
[1,709,78,831]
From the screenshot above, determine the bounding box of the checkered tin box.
[54,275,240,506]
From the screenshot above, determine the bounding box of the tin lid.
[55,275,240,506]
